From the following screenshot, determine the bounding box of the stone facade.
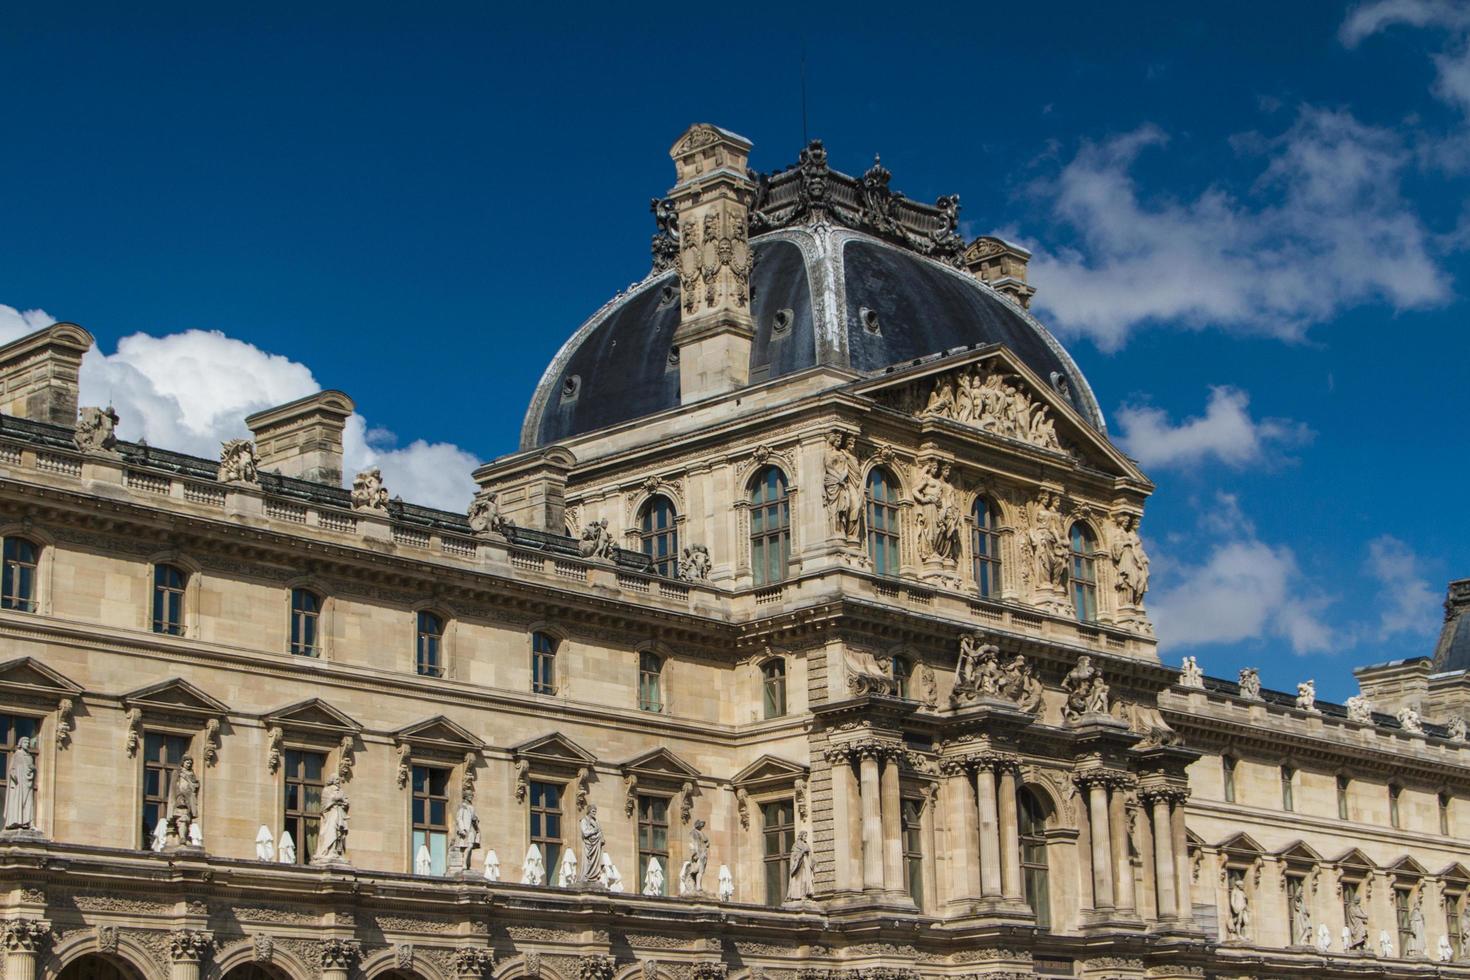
[0,124,1467,980]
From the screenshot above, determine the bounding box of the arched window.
[639,495,679,577]
[749,467,790,586]
[1,537,39,612]
[1018,788,1051,929]
[416,611,444,677]
[865,468,900,576]
[761,658,787,719]
[290,588,322,657]
[890,654,912,699]
[638,651,664,712]
[532,631,558,695]
[1069,522,1099,622]
[152,563,187,635]
[972,498,1002,597]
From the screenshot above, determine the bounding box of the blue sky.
[2,0,1467,700]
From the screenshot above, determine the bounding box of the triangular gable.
[620,747,701,781]
[1331,847,1377,871]
[1389,855,1428,877]
[263,698,361,735]
[731,754,809,789]
[0,657,83,697]
[512,731,597,766]
[1274,840,1323,864]
[123,678,228,717]
[1216,832,1265,855]
[394,715,483,751]
[1437,862,1470,883]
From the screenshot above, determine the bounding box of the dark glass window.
[1337,775,1351,820]
[639,496,679,577]
[1390,785,1402,829]
[1,537,38,612]
[637,794,670,896]
[152,564,186,635]
[1070,523,1098,622]
[750,467,790,587]
[891,655,912,699]
[141,732,190,848]
[416,611,444,677]
[1281,766,1295,812]
[0,714,39,823]
[529,780,562,877]
[1223,756,1237,803]
[901,797,924,907]
[762,799,795,907]
[412,765,450,875]
[865,469,900,576]
[282,749,325,865]
[1019,789,1051,929]
[639,651,663,712]
[971,498,1002,597]
[290,588,321,657]
[532,632,557,695]
[1396,887,1413,954]
[762,659,787,719]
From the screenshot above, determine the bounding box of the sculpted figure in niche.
[580,804,605,885]
[1226,875,1250,940]
[912,461,960,563]
[1292,890,1312,945]
[1110,513,1150,606]
[448,786,480,873]
[1061,655,1103,722]
[578,519,615,560]
[1024,492,1069,590]
[74,405,119,454]
[3,736,37,831]
[1347,892,1370,950]
[218,438,259,484]
[1179,656,1204,689]
[821,431,863,542]
[467,489,512,535]
[1237,668,1262,701]
[677,544,712,582]
[167,755,200,846]
[350,468,390,512]
[1409,894,1427,957]
[312,773,350,864]
[679,819,710,895]
[786,830,814,902]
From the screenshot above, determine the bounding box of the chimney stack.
[964,236,1037,309]
[0,322,95,426]
[245,390,354,486]
[667,123,756,403]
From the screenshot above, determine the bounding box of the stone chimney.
[0,322,95,426]
[245,390,354,486]
[667,124,756,403]
[963,236,1037,309]
[471,445,575,535]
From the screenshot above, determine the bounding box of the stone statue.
[786,830,814,902]
[1409,894,1426,957]
[312,774,349,864]
[580,804,605,885]
[1380,930,1395,958]
[642,856,664,896]
[218,439,259,484]
[3,735,37,831]
[350,468,390,512]
[1317,923,1332,953]
[483,849,500,881]
[821,430,863,542]
[1440,935,1455,962]
[1226,876,1250,940]
[415,844,433,876]
[1398,705,1425,735]
[920,367,1063,452]
[1003,654,1044,713]
[557,848,578,887]
[277,830,296,863]
[679,819,710,895]
[951,635,1007,705]
[255,826,275,861]
[1237,668,1262,701]
[1110,513,1149,606]
[467,490,512,535]
[1346,695,1374,724]
[74,405,119,454]
[577,520,615,561]
[1086,676,1110,715]
[1296,680,1318,713]
[602,853,623,892]
[448,786,480,873]
[521,844,545,885]
[1292,891,1312,945]
[167,755,200,845]
[912,460,959,563]
[845,647,897,697]
[1180,656,1204,689]
[1449,716,1468,741]
[1347,893,1370,950]
[1061,656,1103,722]
[717,864,734,902]
[677,544,712,582]
[1023,492,1068,591]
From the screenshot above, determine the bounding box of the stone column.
[1149,794,1177,920]
[320,939,361,980]
[1109,785,1136,914]
[998,764,1023,903]
[168,931,213,980]
[859,746,885,892]
[826,748,859,893]
[879,748,904,896]
[943,760,980,903]
[975,760,1003,899]
[920,783,940,911]
[1169,794,1193,923]
[1086,779,1115,910]
[2,920,50,980]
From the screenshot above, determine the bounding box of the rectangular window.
[1390,785,1402,829]
[901,797,923,907]
[1446,894,1463,959]
[762,661,787,719]
[290,589,321,657]
[1281,766,1294,812]
[1286,875,1305,943]
[532,633,557,695]
[282,749,325,865]
[1,538,38,612]
[638,652,663,713]
[1342,881,1359,929]
[152,565,186,635]
[141,732,190,848]
[0,714,39,821]
[1441,792,1452,836]
[1338,775,1351,820]
[412,765,450,875]
[1396,888,1413,955]
[637,795,670,896]
[761,799,796,907]
[416,611,444,677]
[529,780,563,879]
[1223,756,1236,804]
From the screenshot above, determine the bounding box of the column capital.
[824,744,856,765]
[320,939,361,971]
[850,737,904,762]
[1139,785,1190,805]
[2,920,50,954]
[1074,768,1136,791]
[968,751,1022,775]
[168,931,214,965]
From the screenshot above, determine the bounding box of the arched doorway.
[58,955,143,980]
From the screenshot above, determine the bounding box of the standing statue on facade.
[677,544,712,582]
[786,830,814,902]
[167,755,200,846]
[578,520,615,561]
[822,430,863,542]
[1225,876,1250,941]
[1380,930,1395,958]
[1296,680,1318,713]
[912,460,959,563]
[580,804,605,885]
[679,818,710,895]
[74,405,119,454]
[1023,492,1069,592]
[1237,668,1262,701]
[312,774,350,864]
[1110,513,1149,606]
[1409,893,1427,957]
[3,735,37,831]
[1292,891,1312,946]
[1347,893,1370,951]
[448,786,480,873]
[1179,656,1204,688]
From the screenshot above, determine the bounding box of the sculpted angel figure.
[1110,513,1150,606]
[822,431,863,541]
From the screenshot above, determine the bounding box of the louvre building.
[3,124,1470,980]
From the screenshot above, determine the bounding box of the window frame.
[1069,521,1099,622]
[1337,774,1351,820]
[638,650,664,713]
[749,466,791,587]
[761,658,787,719]
[411,763,451,875]
[890,654,912,700]
[1281,765,1295,812]
[1222,755,1237,804]
[532,631,558,696]
[1390,783,1403,829]
[901,795,924,908]
[864,468,901,576]
[140,731,192,849]
[761,798,796,907]
[638,495,680,578]
[415,610,446,678]
[282,747,326,866]
[1018,787,1051,929]
[528,779,564,881]
[971,497,1002,597]
[1440,791,1452,836]
[1,536,40,613]
[289,587,323,657]
[636,793,671,896]
[151,563,188,636]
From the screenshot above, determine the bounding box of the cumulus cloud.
[0,304,480,512]
[1115,386,1310,470]
[1028,108,1449,349]
[1364,534,1440,640]
[1340,0,1470,46]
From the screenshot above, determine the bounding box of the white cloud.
[1115,386,1310,470]
[1027,109,1449,349]
[1365,534,1439,639]
[0,304,60,343]
[341,415,479,515]
[1341,1,1470,48]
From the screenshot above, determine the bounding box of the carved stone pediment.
[620,747,701,783]
[122,678,229,721]
[1331,848,1377,877]
[262,698,362,738]
[871,360,1065,453]
[0,657,83,706]
[730,755,809,792]
[512,732,598,769]
[394,716,484,754]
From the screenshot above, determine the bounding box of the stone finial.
[245,390,354,486]
[963,236,1036,308]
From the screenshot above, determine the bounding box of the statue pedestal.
[0,828,45,843]
[919,557,960,589]
[310,858,354,871]
[161,843,205,856]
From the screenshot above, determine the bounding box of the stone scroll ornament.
[919,365,1062,452]
[950,634,1041,713]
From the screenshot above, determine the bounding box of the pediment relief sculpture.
[950,634,1041,713]
[906,364,1063,452]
